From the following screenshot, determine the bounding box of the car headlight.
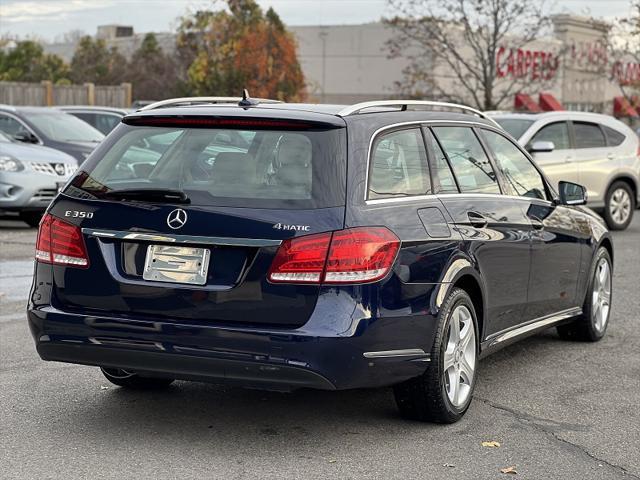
[0,155,24,172]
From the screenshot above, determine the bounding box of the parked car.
[131,100,157,110]
[28,97,613,423]
[491,111,640,230]
[57,106,130,135]
[0,105,104,164]
[0,131,76,226]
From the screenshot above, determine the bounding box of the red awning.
[538,93,564,111]
[613,96,639,117]
[514,93,541,112]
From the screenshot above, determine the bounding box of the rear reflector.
[35,214,89,268]
[268,227,400,285]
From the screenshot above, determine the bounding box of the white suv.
[492,111,640,230]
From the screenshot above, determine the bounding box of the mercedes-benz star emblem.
[167,208,187,230]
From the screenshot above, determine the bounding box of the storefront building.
[44,15,639,118]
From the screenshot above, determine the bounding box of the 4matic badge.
[273,223,310,232]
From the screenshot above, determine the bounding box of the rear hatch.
[46,110,347,329]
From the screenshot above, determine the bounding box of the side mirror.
[14,130,38,144]
[528,141,555,153]
[558,181,587,206]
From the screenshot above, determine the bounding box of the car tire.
[557,247,612,342]
[20,211,43,228]
[100,367,175,389]
[603,181,634,230]
[393,287,478,423]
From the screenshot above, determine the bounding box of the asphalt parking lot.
[1,216,639,480]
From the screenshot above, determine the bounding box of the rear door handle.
[467,211,488,228]
[565,156,574,162]
[607,153,615,160]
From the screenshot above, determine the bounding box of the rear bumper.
[37,342,336,391]
[27,303,437,391]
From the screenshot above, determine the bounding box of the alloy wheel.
[592,258,612,333]
[609,188,632,226]
[443,305,476,408]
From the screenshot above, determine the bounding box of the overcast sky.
[0,0,636,42]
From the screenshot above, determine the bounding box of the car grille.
[32,188,58,200]
[29,162,76,176]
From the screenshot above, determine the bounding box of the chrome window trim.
[364,119,502,203]
[363,120,556,205]
[365,192,555,206]
[83,228,282,248]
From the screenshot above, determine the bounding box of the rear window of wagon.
[65,121,347,209]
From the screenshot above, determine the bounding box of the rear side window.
[67,123,346,209]
[602,125,626,146]
[529,122,570,150]
[424,129,458,194]
[368,128,430,199]
[482,130,548,200]
[574,122,606,149]
[432,126,501,194]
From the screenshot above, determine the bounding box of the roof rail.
[336,100,501,128]
[138,96,282,111]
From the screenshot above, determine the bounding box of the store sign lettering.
[496,47,559,81]
[612,61,640,86]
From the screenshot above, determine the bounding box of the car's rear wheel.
[393,288,478,423]
[100,367,175,389]
[557,247,612,342]
[603,181,634,230]
[20,211,43,228]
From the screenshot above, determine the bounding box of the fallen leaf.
[442,463,456,468]
[328,459,337,464]
[482,441,501,448]
[500,466,517,475]
[100,385,109,390]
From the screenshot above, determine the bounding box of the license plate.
[143,245,210,285]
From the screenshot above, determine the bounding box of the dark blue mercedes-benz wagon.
[27,95,613,422]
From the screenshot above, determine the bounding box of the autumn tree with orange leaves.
[177,0,305,101]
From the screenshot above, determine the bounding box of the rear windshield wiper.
[101,188,190,204]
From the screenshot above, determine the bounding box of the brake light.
[35,214,89,268]
[268,227,400,284]
[124,117,312,129]
[324,228,400,283]
[268,232,331,283]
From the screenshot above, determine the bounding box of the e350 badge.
[64,210,93,219]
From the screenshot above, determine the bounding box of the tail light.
[35,214,89,268]
[268,227,400,284]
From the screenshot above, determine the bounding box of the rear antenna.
[239,88,259,108]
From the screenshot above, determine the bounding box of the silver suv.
[492,112,640,230]
[0,131,76,226]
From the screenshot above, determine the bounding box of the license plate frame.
[142,245,210,286]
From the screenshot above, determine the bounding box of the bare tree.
[385,0,554,110]
[610,1,640,103]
